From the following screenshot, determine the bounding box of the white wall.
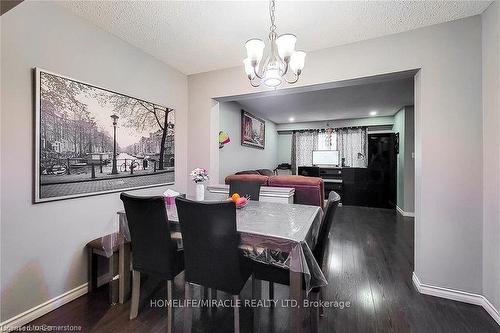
[481,1,500,314]
[277,133,293,164]
[218,101,279,180]
[393,106,415,213]
[0,2,188,322]
[404,106,415,213]
[393,108,406,209]
[188,16,483,297]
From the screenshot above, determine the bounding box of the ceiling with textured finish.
[236,78,414,124]
[58,1,491,75]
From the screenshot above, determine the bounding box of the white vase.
[195,183,205,201]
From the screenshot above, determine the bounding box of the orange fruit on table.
[231,193,240,203]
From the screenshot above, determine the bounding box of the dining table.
[113,191,327,332]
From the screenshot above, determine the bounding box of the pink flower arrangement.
[190,168,209,184]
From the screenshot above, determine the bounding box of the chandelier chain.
[269,0,277,40]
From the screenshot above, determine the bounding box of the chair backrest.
[175,197,248,294]
[120,193,178,278]
[228,180,262,201]
[313,191,341,267]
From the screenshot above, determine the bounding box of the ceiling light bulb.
[245,39,265,64]
[290,51,306,74]
[263,63,282,87]
[276,34,297,61]
[243,58,255,79]
[370,111,378,116]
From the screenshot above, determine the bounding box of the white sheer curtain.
[291,131,318,174]
[291,128,367,171]
[337,128,368,167]
[318,130,337,151]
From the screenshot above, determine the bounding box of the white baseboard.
[412,272,500,326]
[396,205,415,217]
[483,297,500,327]
[0,283,88,331]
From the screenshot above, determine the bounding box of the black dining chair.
[120,193,184,332]
[228,180,262,201]
[175,197,252,333]
[251,191,341,331]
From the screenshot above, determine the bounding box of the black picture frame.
[34,68,175,203]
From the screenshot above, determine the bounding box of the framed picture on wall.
[34,68,175,203]
[240,109,265,149]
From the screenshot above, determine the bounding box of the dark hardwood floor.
[27,206,499,332]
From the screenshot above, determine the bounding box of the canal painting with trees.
[34,68,175,202]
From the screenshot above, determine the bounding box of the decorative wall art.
[240,110,265,149]
[34,68,175,202]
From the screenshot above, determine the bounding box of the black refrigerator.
[366,133,397,209]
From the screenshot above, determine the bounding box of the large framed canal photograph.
[34,68,175,203]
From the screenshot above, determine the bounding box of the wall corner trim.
[412,272,500,326]
[396,205,415,217]
[0,283,88,331]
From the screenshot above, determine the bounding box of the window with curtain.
[291,131,318,174]
[336,128,368,167]
[292,127,368,171]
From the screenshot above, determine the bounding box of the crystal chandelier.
[243,0,306,88]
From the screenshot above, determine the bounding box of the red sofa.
[225,174,324,207]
